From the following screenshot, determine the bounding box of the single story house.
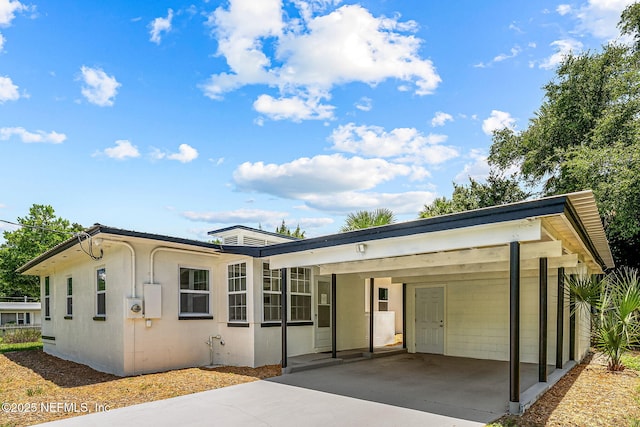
[18,190,613,414]
[0,299,41,327]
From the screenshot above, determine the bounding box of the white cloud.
[303,190,436,215]
[557,4,572,15]
[566,0,636,40]
[79,66,121,107]
[253,92,335,121]
[355,97,372,111]
[475,45,522,68]
[508,22,523,33]
[168,143,198,163]
[0,75,19,102]
[149,8,173,44]
[296,217,335,229]
[202,2,441,121]
[0,32,5,51]
[233,153,416,198]
[482,110,516,135]
[153,144,199,163]
[329,123,458,165]
[183,208,290,228]
[431,111,453,127]
[454,149,490,183]
[0,126,66,143]
[539,39,583,70]
[0,0,27,26]
[493,46,522,62]
[102,140,140,160]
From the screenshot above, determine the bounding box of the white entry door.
[415,287,444,354]
[315,280,332,349]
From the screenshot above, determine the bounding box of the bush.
[2,328,41,344]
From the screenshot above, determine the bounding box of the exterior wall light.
[356,243,367,253]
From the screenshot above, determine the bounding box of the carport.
[269,352,572,424]
[263,191,613,414]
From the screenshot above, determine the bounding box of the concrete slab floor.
[269,353,556,424]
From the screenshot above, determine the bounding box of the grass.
[0,338,43,353]
[621,352,640,371]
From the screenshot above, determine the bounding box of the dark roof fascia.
[207,225,300,241]
[17,225,222,274]
[256,196,570,258]
[563,202,607,270]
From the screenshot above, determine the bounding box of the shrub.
[2,328,41,344]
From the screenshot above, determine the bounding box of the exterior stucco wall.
[406,270,576,364]
[40,247,127,376]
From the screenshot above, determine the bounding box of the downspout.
[100,239,136,298]
[149,247,220,283]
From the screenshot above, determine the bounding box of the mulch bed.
[494,352,640,426]
[0,350,280,426]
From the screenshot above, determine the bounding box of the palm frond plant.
[570,267,640,371]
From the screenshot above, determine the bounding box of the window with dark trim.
[179,267,210,316]
[262,263,281,322]
[289,267,311,321]
[378,287,389,311]
[44,276,51,320]
[96,268,106,318]
[66,277,73,317]
[228,263,247,322]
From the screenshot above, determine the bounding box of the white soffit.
[268,218,542,270]
[567,191,614,269]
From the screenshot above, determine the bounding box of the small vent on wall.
[244,236,267,247]
[224,236,239,245]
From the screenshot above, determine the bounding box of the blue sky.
[0,0,633,241]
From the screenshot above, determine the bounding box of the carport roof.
[17,190,614,275]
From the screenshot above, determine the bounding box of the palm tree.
[340,208,395,232]
[570,267,640,371]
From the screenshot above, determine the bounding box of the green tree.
[488,6,640,268]
[0,205,83,298]
[275,220,305,239]
[420,172,529,218]
[340,208,395,232]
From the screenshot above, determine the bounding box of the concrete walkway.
[37,380,482,427]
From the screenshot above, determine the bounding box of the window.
[96,268,106,317]
[228,263,247,322]
[290,267,311,321]
[262,263,281,322]
[1,313,16,325]
[44,276,51,320]
[378,287,389,311]
[66,277,73,317]
[17,313,25,325]
[179,268,210,315]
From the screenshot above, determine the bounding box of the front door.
[315,280,332,349]
[415,287,444,354]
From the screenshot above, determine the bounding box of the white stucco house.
[18,190,613,413]
[0,299,41,327]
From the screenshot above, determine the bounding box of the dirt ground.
[493,352,640,426]
[1,349,639,427]
[0,350,280,427]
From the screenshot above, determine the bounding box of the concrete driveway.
[270,353,544,424]
[38,353,544,426]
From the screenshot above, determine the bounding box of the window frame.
[227,262,248,323]
[66,276,73,317]
[289,267,312,322]
[95,267,106,318]
[44,276,51,320]
[178,266,211,317]
[262,262,282,323]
